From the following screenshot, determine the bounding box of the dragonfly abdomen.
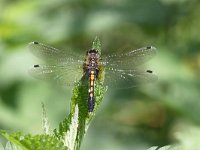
[86,49,100,112]
[88,70,97,112]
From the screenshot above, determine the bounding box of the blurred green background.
[0,0,200,149]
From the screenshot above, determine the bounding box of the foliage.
[0,130,67,150]
[147,145,179,150]
[0,141,20,150]
[0,0,200,149]
[0,38,107,150]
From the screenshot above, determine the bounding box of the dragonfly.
[29,42,157,112]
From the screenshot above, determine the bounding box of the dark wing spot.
[34,64,40,68]
[146,70,153,73]
[33,41,39,44]
[146,46,152,49]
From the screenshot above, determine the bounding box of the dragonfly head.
[87,49,100,59]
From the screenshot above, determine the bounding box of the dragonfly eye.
[88,49,97,53]
[146,70,153,73]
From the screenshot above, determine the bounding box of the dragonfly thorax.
[87,49,100,60]
[83,49,100,77]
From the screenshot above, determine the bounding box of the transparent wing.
[29,62,84,86]
[102,46,156,70]
[28,42,84,63]
[103,67,158,88]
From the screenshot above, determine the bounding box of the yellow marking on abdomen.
[91,81,94,86]
[90,93,93,97]
[91,74,95,80]
[90,87,93,92]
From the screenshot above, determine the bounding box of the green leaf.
[0,130,67,150]
[42,103,50,135]
[5,141,20,150]
[0,37,107,150]
[53,37,107,150]
[92,36,101,55]
[147,145,180,150]
[0,142,5,150]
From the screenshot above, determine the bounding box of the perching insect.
[29,42,157,112]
